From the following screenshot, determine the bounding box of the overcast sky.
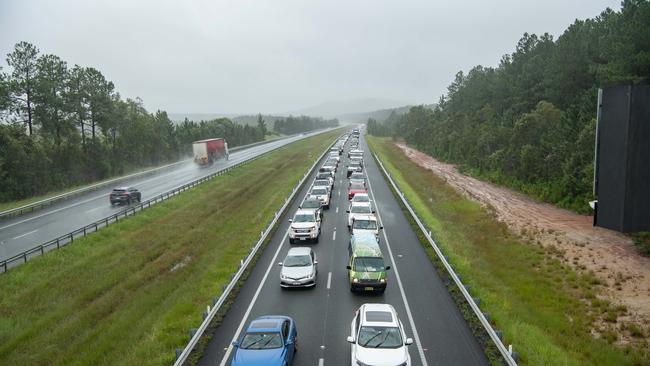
[1,0,621,115]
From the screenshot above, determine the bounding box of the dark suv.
[110,187,141,205]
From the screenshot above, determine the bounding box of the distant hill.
[167,113,239,123]
[337,104,436,124]
[287,98,408,118]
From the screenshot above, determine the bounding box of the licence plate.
[300,237,307,241]
[364,287,374,291]
[294,282,301,285]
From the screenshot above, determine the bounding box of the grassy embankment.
[367,136,649,366]
[0,130,340,365]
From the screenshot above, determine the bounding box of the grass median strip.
[367,136,649,366]
[0,130,340,366]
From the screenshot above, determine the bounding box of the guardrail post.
[56,238,60,249]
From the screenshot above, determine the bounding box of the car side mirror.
[286,338,294,345]
[314,260,318,265]
[346,336,355,343]
[385,266,391,270]
[346,210,350,213]
[288,219,293,222]
[380,226,384,230]
[405,338,414,345]
[346,265,352,270]
[278,262,283,266]
[231,340,240,348]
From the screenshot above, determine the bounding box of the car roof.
[311,186,328,191]
[350,202,372,208]
[287,247,312,256]
[247,315,291,333]
[360,304,398,327]
[351,232,380,248]
[294,209,315,216]
[352,193,369,199]
[113,186,131,190]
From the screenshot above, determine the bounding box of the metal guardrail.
[372,153,519,366]
[172,139,337,366]
[0,131,331,274]
[0,135,295,221]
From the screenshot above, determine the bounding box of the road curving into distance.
[0,130,333,263]
[196,133,488,366]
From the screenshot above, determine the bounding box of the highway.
[0,130,330,263]
[197,134,488,365]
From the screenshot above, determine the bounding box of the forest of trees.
[0,43,322,202]
[368,0,650,213]
[273,115,339,135]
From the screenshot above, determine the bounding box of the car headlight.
[380,278,386,283]
[352,278,359,283]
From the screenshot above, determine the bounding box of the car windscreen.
[284,255,311,267]
[314,180,329,186]
[111,189,126,194]
[350,174,364,179]
[352,195,370,203]
[350,183,365,190]
[316,173,330,179]
[353,220,377,230]
[357,326,402,348]
[302,200,320,209]
[293,213,315,222]
[353,257,385,272]
[351,206,371,214]
[311,188,328,195]
[240,332,283,349]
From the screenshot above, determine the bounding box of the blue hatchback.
[231,315,297,366]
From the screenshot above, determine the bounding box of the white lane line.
[327,272,332,289]
[12,229,38,240]
[335,207,339,213]
[338,189,341,197]
[319,358,324,366]
[85,206,103,214]
[219,228,290,366]
[366,166,429,366]
[332,230,336,241]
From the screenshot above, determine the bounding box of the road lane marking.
[12,229,38,240]
[219,228,290,366]
[327,272,332,289]
[319,358,324,366]
[335,207,339,213]
[365,151,429,366]
[332,230,336,241]
[85,206,103,214]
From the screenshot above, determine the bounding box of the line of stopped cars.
[231,129,414,366]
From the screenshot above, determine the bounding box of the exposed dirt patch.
[396,142,650,342]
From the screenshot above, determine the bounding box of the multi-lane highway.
[0,130,331,263]
[197,134,488,365]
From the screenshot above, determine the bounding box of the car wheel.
[314,236,319,244]
[289,238,295,244]
[127,198,132,205]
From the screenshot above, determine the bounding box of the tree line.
[273,115,338,135]
[0,43,315,202]
[368,0,650,213]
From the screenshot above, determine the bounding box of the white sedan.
[347,303,413,366]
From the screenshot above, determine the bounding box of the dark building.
[594,85,650,232]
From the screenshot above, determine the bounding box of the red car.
[348,182,367,200]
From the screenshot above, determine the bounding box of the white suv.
[310,186,330,209]
[347,202,374,228]
[289,209,321,244]
[347,303,413,366]
[351,214,382,241]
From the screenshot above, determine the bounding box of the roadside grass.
[630,232,650,256]
[264,132,284,141]
[0,130,340,366]
[367,136,649,366]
